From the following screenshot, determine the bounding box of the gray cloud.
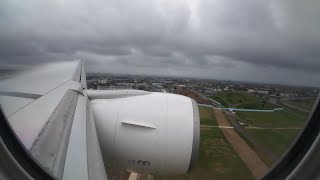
[0,0,320,86]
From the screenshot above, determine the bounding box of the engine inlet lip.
[187,99,200,173]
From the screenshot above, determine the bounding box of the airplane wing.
[0,60,107,180]
[0,60,200,180]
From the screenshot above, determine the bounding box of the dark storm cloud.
[0,0,320,86]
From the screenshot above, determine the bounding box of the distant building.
[152,83,163,88]
[163,80,173,84]
[204,90,214,95]
[99,77,110,84]
[151,88,163,92]
[280,93,294,97]
[97,85,131,90]
[116,82,134,88]
[248,89,269,95]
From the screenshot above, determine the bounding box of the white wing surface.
[0,60,107,180]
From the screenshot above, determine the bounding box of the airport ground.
[212,91,311,166]
[154,91,313,180]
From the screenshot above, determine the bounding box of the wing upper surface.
[0,61,81,95]
[0,61,82,117]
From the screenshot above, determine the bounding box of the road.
[268,97,312,113]
[213,109,268,178]
[200,125,234,129]
[245,126,302,130]
[201,125,302,130]
[129,172,153,180]
[198,103,283,113]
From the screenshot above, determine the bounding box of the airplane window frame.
[0,93,319,180]
[0,105,55,180]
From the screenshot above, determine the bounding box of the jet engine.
[87,90,200,175]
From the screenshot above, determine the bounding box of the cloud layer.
[1,0,320,86]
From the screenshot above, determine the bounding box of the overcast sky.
[0,0,319,86]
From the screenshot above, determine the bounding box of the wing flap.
[8,80,82,149]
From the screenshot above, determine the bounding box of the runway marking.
[200,125,234,129]
[245,126,302,130]
[129,172,139,180]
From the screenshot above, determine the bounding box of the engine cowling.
[88,90,200,175]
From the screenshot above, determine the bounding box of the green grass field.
[199,106,218,126]
[155,106,254,180]
[237,100,276,109]
[283,99,316,111]
[244,129,300,167]
[213,90,309,167]
[246,129,300,157]
[235,109,307,167]
[211,95,229,107]
[211,91,276,109]
[236,110,307,128]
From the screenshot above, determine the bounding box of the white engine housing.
[88,90,200,175]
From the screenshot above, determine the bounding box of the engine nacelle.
[88,90,200,175]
